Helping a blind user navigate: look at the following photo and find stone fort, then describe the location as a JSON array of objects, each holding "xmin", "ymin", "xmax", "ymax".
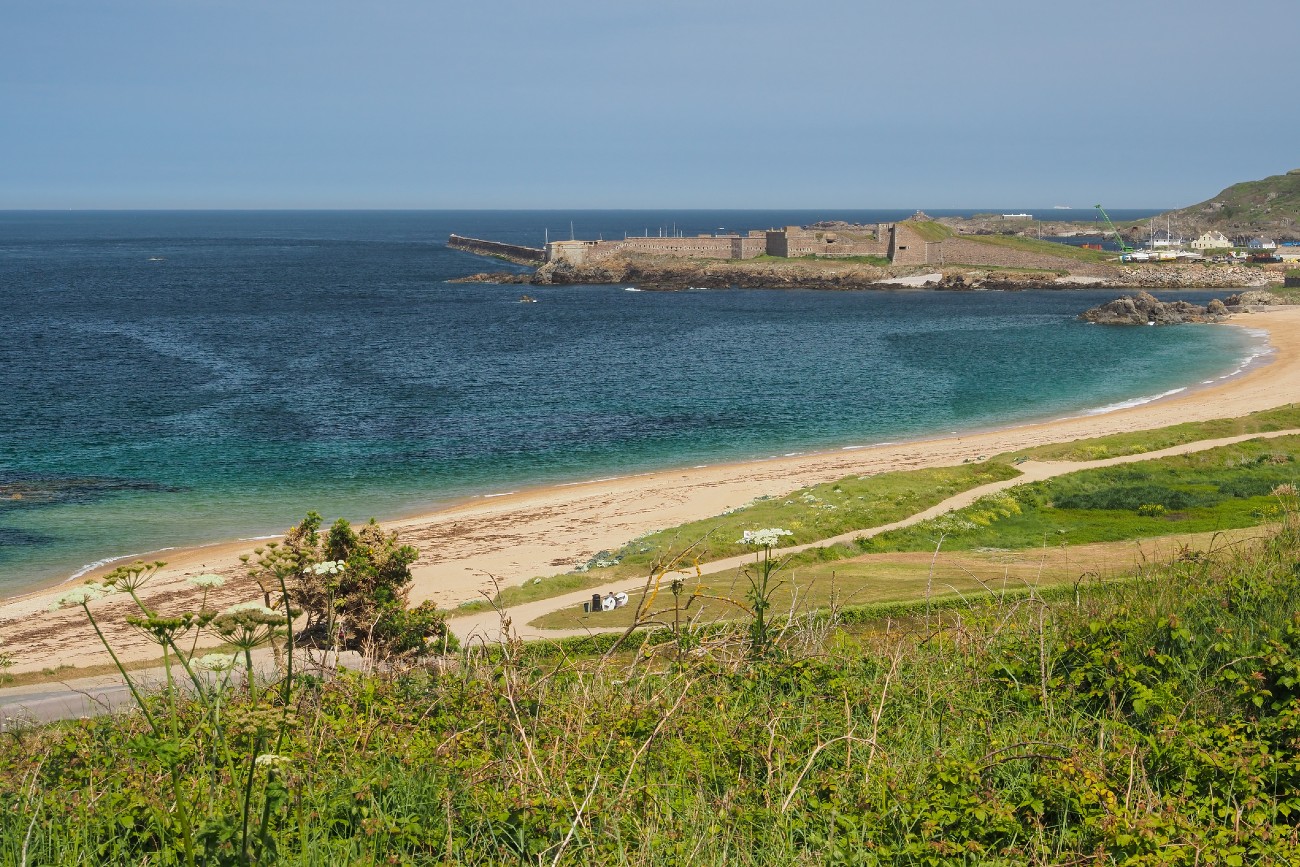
[
  {"xmin": 545, "ymin": 224, "xmax": 894, "ymax": 265},
  {"xmin": 450, "ymin": 217, "xmax": 1100, "ymax": 274},
  {"xmin": 539, "ymin": 219, "xmax": 1101, "ymax": 274}
]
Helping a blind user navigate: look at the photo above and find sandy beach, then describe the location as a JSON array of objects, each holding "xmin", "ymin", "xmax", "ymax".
[{"xmin": 4, "ymin": 306, "xmax": 1299, "ymax": 674}]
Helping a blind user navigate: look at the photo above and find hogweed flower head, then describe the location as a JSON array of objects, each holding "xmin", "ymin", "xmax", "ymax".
[
  {"xmin": 213, "ymin": 600, "xmax": 288, "ymax": 650},
  {"xmin": 194, "ymin": 652, "xmax": 240, "ymax": 672},
  {"xmin": 310, "ymin": 560, "xmax": 347, "ymax": 576},
  {"xmin": 187, "ymin": 573, "xmax": 226, "ymax": 589},
  {"xmin": 222, "ymin": 601, "xmax": 283, "ymax": 619},
  {"xmin": 102, "ymin": 560, "xmax": 165, "ymax": 594},
  {"xmin": 255, "ymin": 753, "xmax": 290, "ymax": 769},
  {"xmin": 127, "ymin": 611, "xmax": 201, "ymax": 644},
  {"xmin": 49, "ymin": 581, "xmax": 112, "ymax": 611},
  {"xmin": 737, "ymin": 528, "xmax": 793, "ymax": 548}
]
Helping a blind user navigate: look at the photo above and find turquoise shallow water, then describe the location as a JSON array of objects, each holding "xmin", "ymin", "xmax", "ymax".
[{"xmin": 0, "ymin": 210, "xmax": 1262, "ymax": 596}]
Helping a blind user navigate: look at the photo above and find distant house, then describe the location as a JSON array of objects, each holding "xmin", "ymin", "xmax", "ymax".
[
  {"xmin": 1248, "ymin": 237, "xmax": 1278, "ymax": 250},
  {"xmin": 1191, "ymin": 230, "xmax": 1231, "ymax": 250}
]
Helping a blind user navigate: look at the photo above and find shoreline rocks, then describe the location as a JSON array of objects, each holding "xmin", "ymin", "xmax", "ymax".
[
  {"xmin": 1078, "ymin": 291, "xmax": 1232, "ymax": 325},
  {"xmin": 448, "ymin": 256, "xmax": 1281, "ymax": 294}
]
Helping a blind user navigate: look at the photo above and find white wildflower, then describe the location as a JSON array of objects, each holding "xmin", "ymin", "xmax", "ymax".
[
  {"xmin": 187, "ymin": 573, "xmax": 226, "ymax": 589},
  {"xmin": 737, "ymin": 528, "xmax": 794, "ymax": 547},
  {"xmin": 311, "ymin": 560, "xmax": 347, "ymax": 576},
  {"xmin": 222, "ymin": 601, "xmax": 282, "ymax": 618},
  {"xmin": 254, "ymin": 753, "xmax": 290, "ymax": 768},
  {"xmin": 49, "ymin": 582, "xmax": 111, "ymax": 611},
  {"xmin": 194, "ymin": 652, "xmax": 239, "ymax": 672}
]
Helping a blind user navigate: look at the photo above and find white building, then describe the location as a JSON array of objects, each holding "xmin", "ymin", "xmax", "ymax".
[{"xmin": 1190, "ymin": 230, "xmax": 1231, "ymax": 251}]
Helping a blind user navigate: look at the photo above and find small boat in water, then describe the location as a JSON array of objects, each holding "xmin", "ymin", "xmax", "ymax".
[
  {"xmin": 519, "ymin": 294, "xmax": 538, "ymax": 303},
  {"xmin": 623, "ymin": 287, "xmax": 640, "ymax": 292}
]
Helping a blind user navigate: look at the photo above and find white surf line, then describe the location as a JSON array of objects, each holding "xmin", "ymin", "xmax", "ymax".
[{"xmin": 449, "ymin": 427, "xmax": 1300, "ymax": 645}]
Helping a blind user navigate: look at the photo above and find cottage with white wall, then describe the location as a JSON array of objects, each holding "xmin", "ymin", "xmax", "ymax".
[{"xmin": 1191, "ymin": 230, "xmax": 1231, "ymax": 251}]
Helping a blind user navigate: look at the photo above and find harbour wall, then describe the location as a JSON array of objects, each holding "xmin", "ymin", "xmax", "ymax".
[{"xmin": 447, "ymin": 235, "xmax": 546, "ymax": 265}]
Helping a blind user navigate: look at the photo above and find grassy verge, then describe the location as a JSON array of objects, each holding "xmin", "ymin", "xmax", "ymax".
[
  {"xmin": 535, "ymin": 434, "xmax": 1300, "ymax": 630},
  {"xmin": 450, "ymin": 461, "xmax": 1020, "ymax": 616},
  {"xmin": 1002, "ymin": 403, "xmax": 1300, "ymax": 462},
  {"xmin": 529, "ymin": 528, "xmax": 1257, "ymax": 631},
  {"xmin": 859, "ymin": 435, "xmax": 1300, "ymax": 554},
  {"xmin": 460, "ymin": 409, "xmax": 1300, "ymax": 617},
  {"xmin": 8, "ymin": 520, "xmax": 1300, "ymax": 862}
]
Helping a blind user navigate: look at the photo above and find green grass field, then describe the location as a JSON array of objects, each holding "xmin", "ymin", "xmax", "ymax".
[
  {"xmin": 461, "ymin": 409, "xmax": 1300, "ymax": 617},
  {"xmin": 956, "ymin": 232, "xmax": 1112, "ymax": 264},
  {"xmin": 534, "ymin": 435, "xmax": 1300, "ymax": 631},
  {"xmin": 1002, "ymin": 403, "xmax": 1300, "ymax": 461},
  {"xmin": 450, "ymin": 461, "xmax": 1019, "ymax": 616}
]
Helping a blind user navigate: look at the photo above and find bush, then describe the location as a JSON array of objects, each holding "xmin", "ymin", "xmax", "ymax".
[
  {"xmin": 1054, "ymin": 483, "xmax": 1205, "ymax": 512},
  {"xmin": 247, "ymin": 512, "xmax": 457, "ymax": 659}
]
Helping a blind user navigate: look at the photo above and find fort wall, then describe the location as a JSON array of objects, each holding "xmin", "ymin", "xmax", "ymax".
[
  {"xmin": 926, "ymin": 238, "xmax": 1101, "ymax": 273},
  {"xmin": 766, "ymin": 226, "xmax": 888, "ymax": 258},
  {"xmin": 887, "ymin": 223, "xmax": 930, "ymax": 266}
]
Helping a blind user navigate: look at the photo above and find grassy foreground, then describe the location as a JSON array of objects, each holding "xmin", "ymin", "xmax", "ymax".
[{"xmin": 6, "ymin": 513, "xmax": 1300, "ymax": 863}]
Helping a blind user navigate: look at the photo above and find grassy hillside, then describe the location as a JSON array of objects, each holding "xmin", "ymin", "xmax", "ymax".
[
  {"xmin": 6, "ymin": 519, "xmax": 1300, "ymax": 863},
  {"xmin": 1160, "ymin": 168, "xmax": 1300, "ymax": 236}
]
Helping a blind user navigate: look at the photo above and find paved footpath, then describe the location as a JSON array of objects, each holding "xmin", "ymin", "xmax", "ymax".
[{"xmin": 6, "ymin": 428, "xmax": 1298, "ymax": 724}]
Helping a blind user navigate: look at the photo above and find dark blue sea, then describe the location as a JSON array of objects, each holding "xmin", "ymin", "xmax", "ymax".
[{"xmin": 0, "ymin": 210, "xmax": 1262, "ymax": 596}]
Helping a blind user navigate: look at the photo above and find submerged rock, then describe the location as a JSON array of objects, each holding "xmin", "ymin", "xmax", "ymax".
[{"xmin": 1078, "ymin": 291, "xmax": 1231, "ymax": 325}]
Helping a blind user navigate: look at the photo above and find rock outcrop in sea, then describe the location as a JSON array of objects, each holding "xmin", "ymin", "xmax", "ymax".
[{"xmin": 1078, "ymin": 291, "xmax": 1232, "ymax": 325}]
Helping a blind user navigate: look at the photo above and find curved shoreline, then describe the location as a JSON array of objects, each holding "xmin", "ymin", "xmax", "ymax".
[
  {"xmin": 26, "ymin": 317, "xmax": 1268, "ymax": 597},
  {"xmin": 3, "ymin": 307, "xmax": 1300, "ymax": 672}
]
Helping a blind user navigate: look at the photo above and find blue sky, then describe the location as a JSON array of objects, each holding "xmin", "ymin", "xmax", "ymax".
[{"xmin": 3, "ymin": 0, "xmax": 1294, "ymax": 209}]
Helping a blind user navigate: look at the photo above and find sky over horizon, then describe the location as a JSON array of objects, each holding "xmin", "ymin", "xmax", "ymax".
[{"xmin": 3, "ymin": 0, "xmax": 1295, "ymax": 210}]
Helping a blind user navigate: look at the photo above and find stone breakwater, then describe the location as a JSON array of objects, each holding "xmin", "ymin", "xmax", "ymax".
[
  {"xmin": 447, "ymin": 235, "xmax": 545, "ymax": 266},
  {"xmin": 452, "ymin": 255, "xmax": 1281, "ymax": 292}
]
